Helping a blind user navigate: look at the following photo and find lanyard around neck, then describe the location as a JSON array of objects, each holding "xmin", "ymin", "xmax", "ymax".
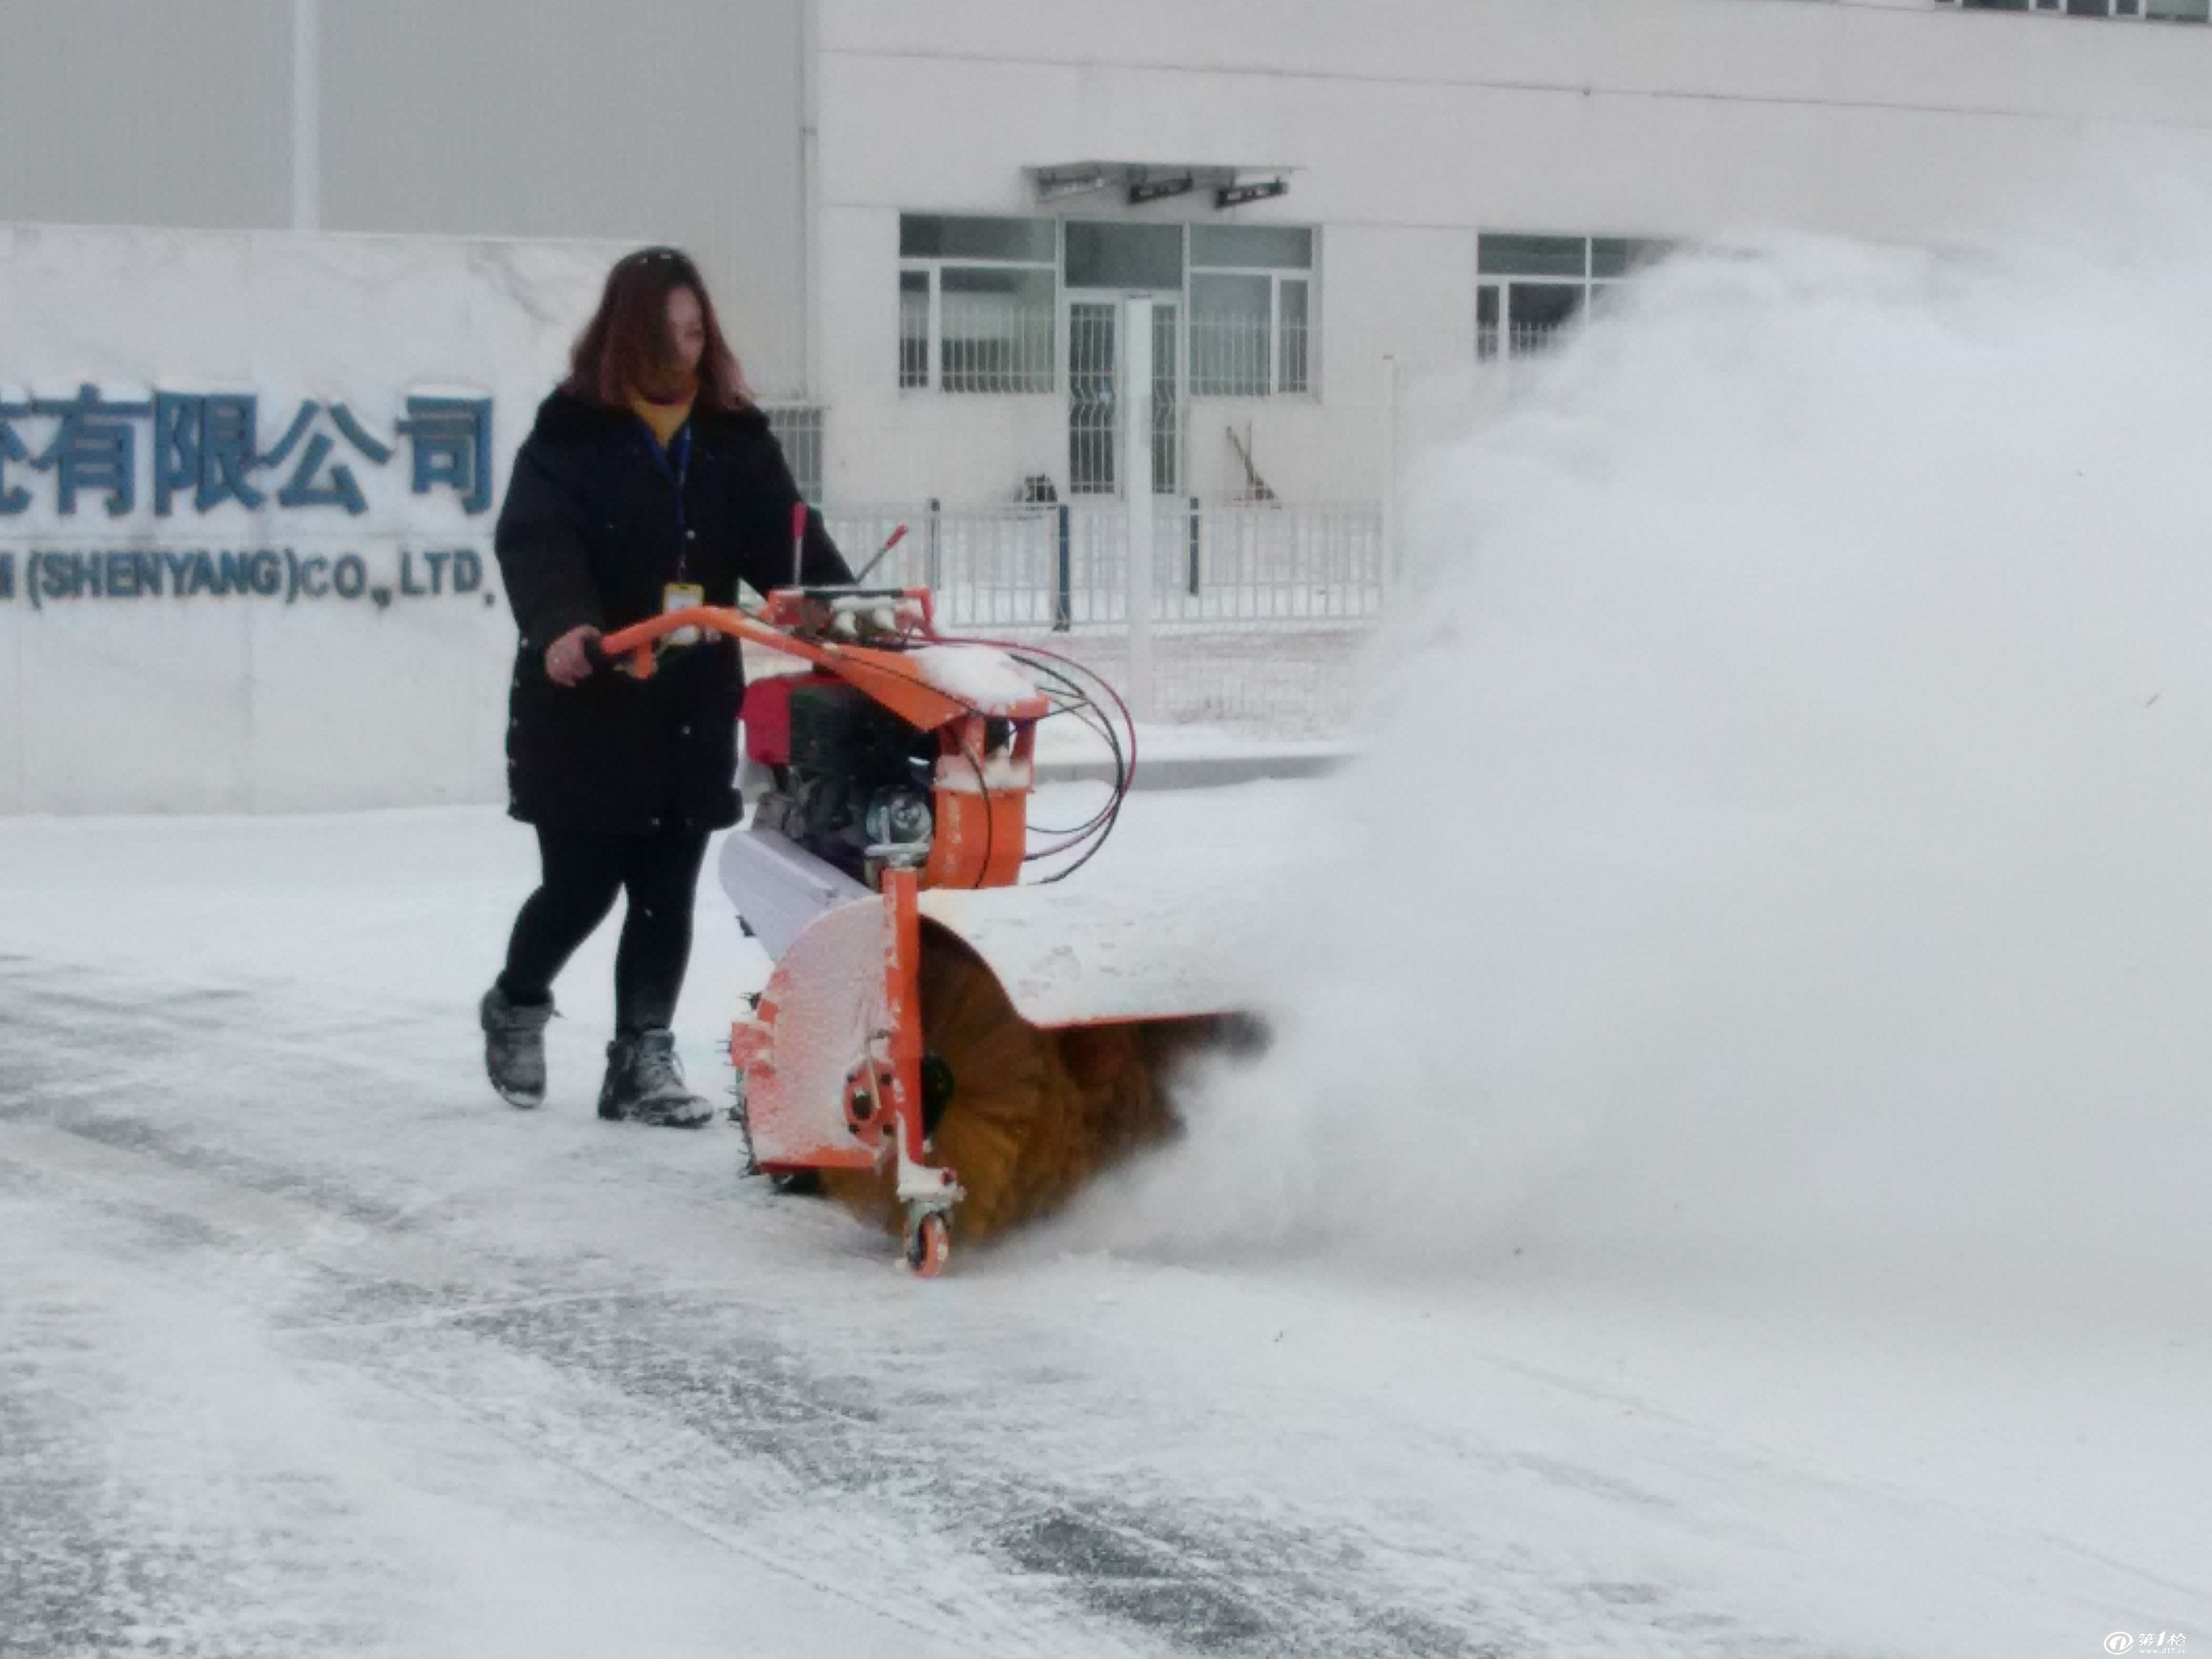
[{"xmin": 644, "ymin": 424, "xmax": 694, "ymax": 574}]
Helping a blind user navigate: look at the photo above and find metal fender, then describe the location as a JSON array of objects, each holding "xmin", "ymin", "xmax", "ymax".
[
  {"xmin": 915, "ymin": 878, "xmax": 1257, "ymax": 1031},
  {"xmin": 735, "ymin": 894, "xmax": 888, "ymax": 1172}
]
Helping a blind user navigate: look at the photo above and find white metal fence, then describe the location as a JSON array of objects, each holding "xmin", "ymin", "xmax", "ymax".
[
  {"xmin": 809, "ymin": 281, "xmax": 1380, "ymax": 733},
  {"xmin": 815, "ymin": 499, "xmax": 1383, "ymax": 733},
  {"xmin": 823, "ymin": 499, "xmax": 1385, "ymax": 632},
  {"xmin": 1011, "ymin": 625, "xmax": 1372, "ymax": 734}
]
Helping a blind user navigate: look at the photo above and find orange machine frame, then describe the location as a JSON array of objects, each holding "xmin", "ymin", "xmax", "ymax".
[
  {"xmin": 598, "ymin": 594, "xmax": 1052, "ymax": 1273},
  {"xmin": 598, "ymin": 595, "xmax": 1048, "ymax": 892}
]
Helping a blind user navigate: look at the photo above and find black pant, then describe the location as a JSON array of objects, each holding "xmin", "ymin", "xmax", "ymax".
[{"xmin": 498, "ymin": 823, "xmax": 711, "ymax": 1036}]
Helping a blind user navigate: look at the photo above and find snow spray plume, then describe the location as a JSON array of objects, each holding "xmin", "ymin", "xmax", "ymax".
[{"xmin": 1061, "ymin": 220, "xmax": 2212, "ymax": 1323}]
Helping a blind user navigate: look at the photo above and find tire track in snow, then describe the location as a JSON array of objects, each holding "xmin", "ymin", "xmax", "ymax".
[
  {"xmin": 0, "ymin": 958, "xmax": 1834, "ymax": 1658},
  {"xmin": 0, "ymin": 1174, "xmax": 396, "ymax": 1658}
]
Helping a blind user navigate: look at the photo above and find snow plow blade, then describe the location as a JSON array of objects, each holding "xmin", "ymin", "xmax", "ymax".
[
  {"xmin": 916, "ymin": 880, "xmax": 1258, "ymax": 1032},
  {"xmin": 730, "ymin": 842, "xmax": 1260, "ymax": 1247},
  {"xmin": 601, "ymin": 585, "xmax": 1263, "ymax": 1273}
]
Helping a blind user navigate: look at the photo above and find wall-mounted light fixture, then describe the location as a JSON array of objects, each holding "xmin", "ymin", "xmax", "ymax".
[
  {"xmin": 1128, "ymin": 173, "xmax": 1196, "ymax": 205},
  {"xmin": 1032, "ymin": 166, "xmax": 1108, "ymax": 202},
  {"xmin": 1215, "ymin": 178, "xmax": 1290, "ymax": 210}
]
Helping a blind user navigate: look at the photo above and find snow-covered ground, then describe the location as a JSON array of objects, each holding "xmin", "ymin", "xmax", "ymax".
[
  {"xmin": 2, "ymin": 788, "xmax": 2203, "ymax": 1657},
  {"xmin": 16, "ymin": 212, "xmax": 2212, "ymax": 1659}
]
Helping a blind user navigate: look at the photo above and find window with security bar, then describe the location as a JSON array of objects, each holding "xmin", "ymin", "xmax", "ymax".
[
  {"xmin": 1936, "ymin": 0, "xmax": 2207, "ymax": 18},
  {"xmin": 1475, "ymin": 233, "xmax": 1668, "ymax": 361},
  {"xmin": 758, "ymin": 404, "xmax": 824, "ymax": 504},
  {"xmin": 1187, "ymin": 225, "xmax": 1315, "ymax": 398},
  {"xmin": 898, "ymin": 215, "xmax": 1058, "ymax": 393}
]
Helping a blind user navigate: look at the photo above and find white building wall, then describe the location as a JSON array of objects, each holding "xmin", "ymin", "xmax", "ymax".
[
  {"xmin": 0, "ymin": 0, "xmax": 293, "ymax": 230},
  {"xmin": 321, "ymin": 0, "xmax": 814, "ymax": 397},
  {"xmin": 0, "ymin": 0, "xmax": 814, "ymax": 396},
  {"xmin": 814, "ymin": 0, "xmax": 2212, "ymax": 506},
  {"xmin": 14, "ymin": 0, "xmax": 2212, "ymax": 810},
  {"xmin": 0, "ymin": 224, "xmax": 621, "ymax": 816},
  {"xmin": 815, "ymin": 205, "xmax": 1068, "ymax": 504}
]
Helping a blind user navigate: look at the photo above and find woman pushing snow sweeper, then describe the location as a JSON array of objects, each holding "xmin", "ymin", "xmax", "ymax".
[{"xmin": 478, "ymin": 246, "xmax": 853, "ymax": 1125}]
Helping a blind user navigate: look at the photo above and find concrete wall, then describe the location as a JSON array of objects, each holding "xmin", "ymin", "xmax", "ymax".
[
  {"xmin": 0, "ymin": 0, "xmax": 813, "ymax": 395},
  {"xmin": 321, "ymin": 0, "xmax": 813, "ymax": 396},
  {"xmin": 0, "ymin": 0, "xmax": 292, "ymax": 230},
  {"xmin": 0, "ymin": 224, "xmax": 620, "ymax": 816},
  {"xmin": 813, "ymin": 0, "xmax": 2212, "ymax": 505},
  {"xmin": 18, "ymin": 0, "xmax": 2212, "ymax": 506}
]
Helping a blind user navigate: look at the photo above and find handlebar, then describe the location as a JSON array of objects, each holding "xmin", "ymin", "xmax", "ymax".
[
  {"xmin": 561, "ymin": 595, "xmax": 1042, "ymax": 729},
  {"xmin": 592, "ymin": 605, "xmax": 770, "ymax": 676}
]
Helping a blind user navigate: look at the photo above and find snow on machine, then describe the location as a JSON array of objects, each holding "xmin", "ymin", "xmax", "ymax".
[{"xmin": 598, "ymin": 577, "xmax": 1251, "ymax": 1275}]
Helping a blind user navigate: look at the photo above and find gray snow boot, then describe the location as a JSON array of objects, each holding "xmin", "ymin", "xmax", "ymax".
[
  {"xmin": 480, "ymin": 985, "xmax": 554, "ymax": 1109},
  {"xmin": 597, "ymin": 1029, "xmax": 714, "ymax": 1128}
]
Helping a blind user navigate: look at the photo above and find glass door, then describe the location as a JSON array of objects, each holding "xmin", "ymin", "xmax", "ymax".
[
  {"xmin": 1063, "ymin": 222, "xmax": 1186, "ymax": 497},
  {"xmin": 1149, "ymin": 301, "xmax": 1181, "ymax": 496},
  {"xmin": 1064, "ymin": 298, "xmax": 1182, "ymax": 496},
  {"xmin": 1069, "ymin": 300, "xmax": 1118, "ymax": 495}
]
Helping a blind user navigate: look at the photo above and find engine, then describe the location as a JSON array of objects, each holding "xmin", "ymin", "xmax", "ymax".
[{"xmin": 752, "ymin": 676, "xmax": 937, "ymax": 880}]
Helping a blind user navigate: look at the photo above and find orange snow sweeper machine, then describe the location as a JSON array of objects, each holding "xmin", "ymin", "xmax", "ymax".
[{"xmin": 599, "ymin": 581, "xmax": 1250, "ymax": 1275}]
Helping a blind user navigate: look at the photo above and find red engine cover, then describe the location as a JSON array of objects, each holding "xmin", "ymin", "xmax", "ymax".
[{"xmin": 741, "ymin": 672, "xmax": 806, "ymax": 766}]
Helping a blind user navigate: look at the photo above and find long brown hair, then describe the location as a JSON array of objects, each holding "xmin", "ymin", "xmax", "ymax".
[{"xmin": 562, "ymin": 247, "xmax": 750, "ymax": 411}]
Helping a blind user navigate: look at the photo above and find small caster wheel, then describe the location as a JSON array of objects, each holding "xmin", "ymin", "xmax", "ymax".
[
  {"xmin": 770, "ymin": 1170, "xmax": 823, "ymax": 1197},
  {"xmin": 904, "ymin": 1209, "xmax": 950, "ymax": 1277}
]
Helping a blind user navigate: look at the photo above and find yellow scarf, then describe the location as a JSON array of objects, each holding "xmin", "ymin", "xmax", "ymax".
[{"xmin": 628, "ymin": 390, "xmax": 695, "ymax": 449}]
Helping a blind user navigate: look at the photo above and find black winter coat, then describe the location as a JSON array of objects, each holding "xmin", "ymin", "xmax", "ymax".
[{"xmin": 495, "ymin": 391, "xmax": 851, "ymax": 834}]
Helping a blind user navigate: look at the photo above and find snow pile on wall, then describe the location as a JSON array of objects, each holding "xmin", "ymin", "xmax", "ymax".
[{"xmin": 1069, "ymin": 212, "xmax": 2212, "ymax": 1326}]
